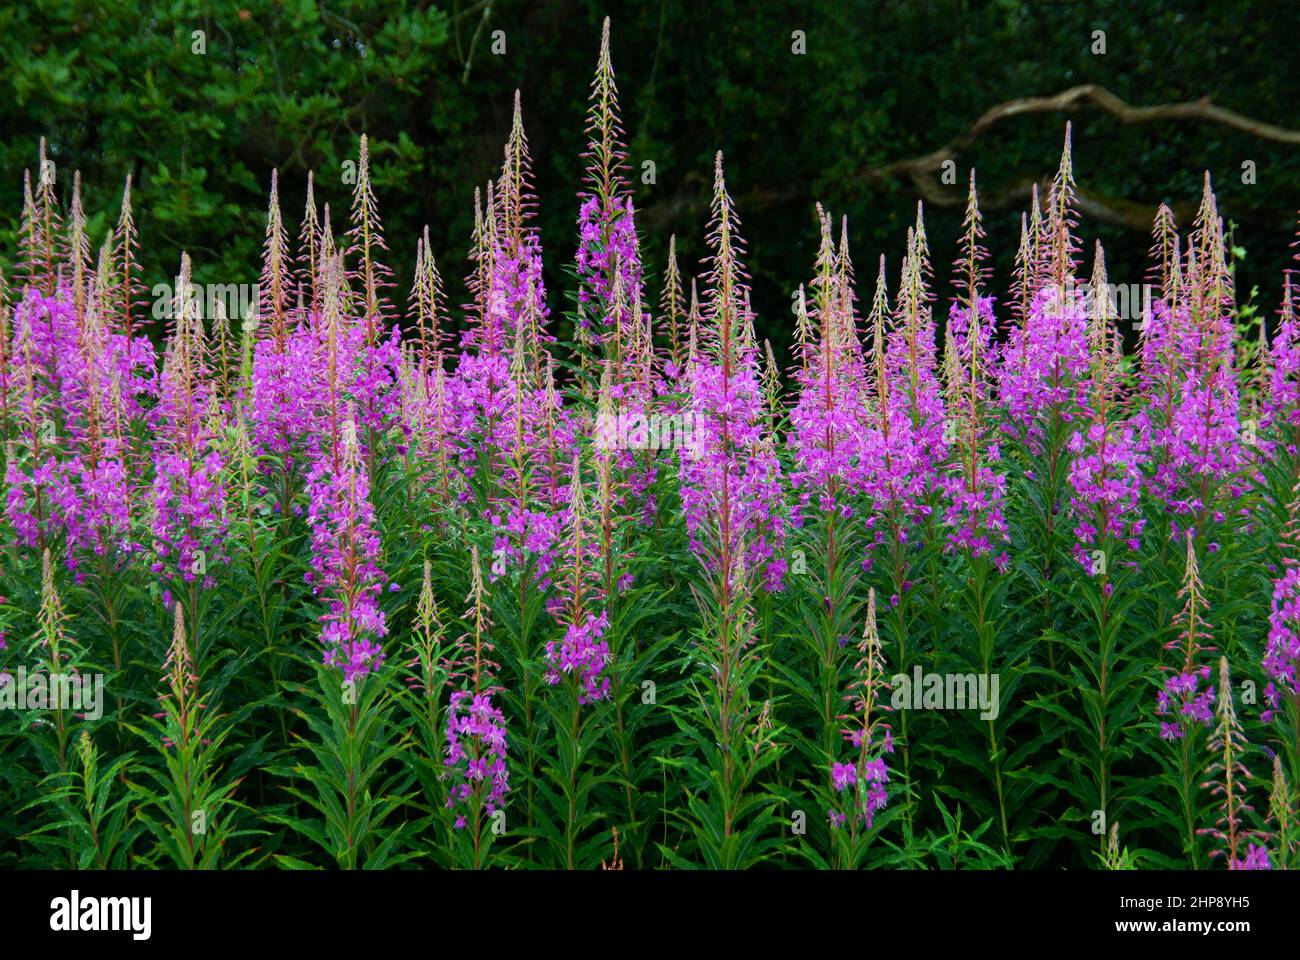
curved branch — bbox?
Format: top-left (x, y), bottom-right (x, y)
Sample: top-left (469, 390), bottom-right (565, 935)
top-left (865, 84), bottom-right (1300, 230)
top-left (971, 84), bottom-right (1300, 145)
top-left (461, 4), bottom-right (493, 86)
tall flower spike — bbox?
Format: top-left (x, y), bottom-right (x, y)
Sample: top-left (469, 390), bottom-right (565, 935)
top-left (574, 42), bottom-right (641, 355)
top-left (164, 601), bottom-right (196, 701)
top-left (31, 546), bottom-right (79, 773)
top-left (443, 545), bottom-right (509, 834)
top-left (411, 233), bottom-right (427, 335)
top-left (1193, 173), bottom-right (1223, 260)
top-left (464, 186), bottom-right (486, 325)
top-left (703, 152), bottom-right (750, 365)
top-left (580, 16), bottom-right (630, 207)
top-left (809, 204), bottom-right (837, 351)
top-left (912, 201), bottom-right (934, 296)
top-left (1253, 297), bottom-right (1272, 421)
top-left (1025, 183), bottom-right (1045, 297)
top-left (1045, 123), bottom-right (1080, 289)
top-left (297, 171), bottom-right (321, 318)
top-left (407, 558), bottom-right (452, 719)
top-left (836, 216), bottom-right (860, 350)
top-left (545, 452), bottom-right (610, 704)
top-left (1168, 233), bottom-right (1185, 309)
top-left (1203, 657), bottom-right (1267, 869)
top-left (1088, 240), bottom-right (1117, 368)
top-left (18, 170), bottom-right (42, 291)
top-left (886, 224), bottom-right (946, 506)
top-left (318, 203), bottom-right (337, 284)
top-left (955, 169), bottom-right (990, 314)
top-left (685, 278), bottom-right (704, 370)
top-left (208, 295), bottom-right (237, 413)
top-left (1193, 172), bottom-right (1231, 315)
top-left (660, 235), bottom-right (684, 368)
top-left (811, 202), bottom-right (842, 351)
top-left (413, 225), bottom-right (447, 364)
top-left (1184, 235), bottom-right (1202, 316)
top-left (1067, 238), bottom-right (1144, 573)
top-left (497, 90), bottom-right (539, 246)
top-left (793, 284), bottom-right (813, 370)
top-left (1147, 203), bottom-right (1180, 306)
top-left (260, 170), bottom-right (293, 346)
top-left (1157, 533), bottom-right (1215, 740)
top-left (680, 156), bottom-right (787, 589)
top-left (346, 135), bottom-right (395, 334)
top-left (566, 450), bottom-right (588, 556)
top-left (472, 181), bottom-right (503, 351)
top-left (896, 231), bottom-right (922, 334)
top-left (318, 251), bottom-right (344, 416)
top-left (869, 255), bottom-right (889, 410)
top-left (762, 339), bottom-right (781, 427)
top-left (64, 171), bottom-right (92, 326)
top-left (170, 252), bottom-right (196, 346)
top-left (1268, 755), bottom-right (1294, 869)
top-left (35, 138), bottom-right (62, 295)
top-left (831, 588), bottom-right (892, 831)
top-left (92, 236), bottom-right (112, 313)
top-left (305, 400), bottom-right (388, 682)
top-left (415, 559), bottom-right (443, 648)
top-left (113, 173), bottom-right (143, 340)
top-left (465, 544), bottom-right (499, 691)
top-left (940, 287), bottom-right (963, 409)
top-left (1011, 212), bottom-right (1032, 326)
top-left (510, 277), bottom-right (536, 389)
top-left (150, 252), bottom-right (229, 592)
top-left (736, 291), bottom-right (759, 359)
top-left (36, 547), bottom-right (75, 665)
top-left (940, 248), bottom-right (1006, 566)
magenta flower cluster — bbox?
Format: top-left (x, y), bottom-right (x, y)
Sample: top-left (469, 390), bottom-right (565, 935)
top-left (544, 609), bottom-right (611, 704)
top-left (444, 689), bottom-right (510, 828)
top-left (1156, 667), bottom-right (1215, 741)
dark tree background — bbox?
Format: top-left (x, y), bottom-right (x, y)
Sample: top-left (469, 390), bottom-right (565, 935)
top-left (3, 0), bottom-right (1297, 361)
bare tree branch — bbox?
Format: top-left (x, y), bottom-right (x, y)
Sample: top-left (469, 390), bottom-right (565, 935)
top-left (867, 84), bottom-right (1300, 230)
top-left (973, 85), bottom-right (1300, 144)
top-left (462, 4), bottom-right (493, 86)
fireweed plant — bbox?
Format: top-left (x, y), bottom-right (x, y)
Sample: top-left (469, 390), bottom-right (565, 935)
top-left (0, 20), bottom-right (1294, 871)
